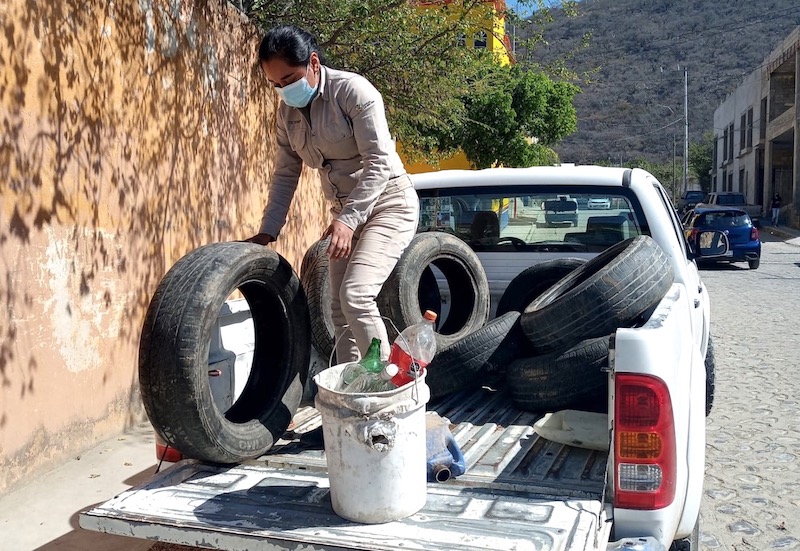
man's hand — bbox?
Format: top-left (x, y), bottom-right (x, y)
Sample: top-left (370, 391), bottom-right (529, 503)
top-left (322, 220), bottom-right (354, 260)
top-left (245, 233), bottom-right (275, 246)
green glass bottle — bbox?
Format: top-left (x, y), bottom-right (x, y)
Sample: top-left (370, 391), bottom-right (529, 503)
top-left (359, 338), bottom-right (384, 374)
top-left (337, 338), bottom-right (385, 390)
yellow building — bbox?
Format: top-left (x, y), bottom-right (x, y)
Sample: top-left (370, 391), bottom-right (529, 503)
top-left (403, 0), bottom-right (513, 172)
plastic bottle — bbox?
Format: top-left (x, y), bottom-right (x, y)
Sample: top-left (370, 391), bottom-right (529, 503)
top-left (389, 310), bottom-right (438, 387)
top-left (336, 338), bottom-right (384, 391)
top-left (343, 363), bottom-right (400, 394)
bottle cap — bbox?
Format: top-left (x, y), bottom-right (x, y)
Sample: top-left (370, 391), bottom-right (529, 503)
top-left (423, 310), bottom-right (438, 322)
top-left (382, 363), bottom-right (400, 380)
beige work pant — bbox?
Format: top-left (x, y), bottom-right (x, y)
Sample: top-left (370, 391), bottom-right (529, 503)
top-left (329, 174), bottom-right (419, 363)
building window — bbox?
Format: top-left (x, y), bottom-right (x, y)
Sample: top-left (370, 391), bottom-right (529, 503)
top-left (728, 123), bottom-right (734, 161)
top-left (728, 171), bottom-right (733, 192)
top-left (747, 108), bottom-right (753, 148)
top-left (722, 129), bottom-right (728, 162)
top-left (739, 168), bottom-right (745, 193)
top-left (474, 30), bottom-right (488, 49)
top-left (722, 170), bottom-right (727, 191)
top-left (739, 113), bottom-right (746, 152)
top-left (712, 174), bottom-right (717, 191)
top-left (760, 98), bottom-right (767, 140)
top-left (713, 134), bottom-right (718, 168)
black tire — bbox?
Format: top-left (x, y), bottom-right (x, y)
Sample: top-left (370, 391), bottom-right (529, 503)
top-left (299, 237), bottom-right (442, 360)
top-left (705, 335), bottom-right (716, 417)
top-left (669, 518), bottom-right (699, 551)
top-left (748, 258), bottom-right (760, 269)
top-left (425, 312), bottom-right (532, 398)
top-left (506, 336), bottom-right (609, 413)
top-left (299, 237), bottom-right (335, 362)
top-left (139, 242), bottom-right (309, 464)
top-left (520, 235), bottom-right (674, 354)
top-left (377, 231), bottom-right (490, 348)
top-left (496, 258), bottom-right (587, 316)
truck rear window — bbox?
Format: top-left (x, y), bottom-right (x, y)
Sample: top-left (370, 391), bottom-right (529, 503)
top-left (418, 190), bottom-right (644, 253)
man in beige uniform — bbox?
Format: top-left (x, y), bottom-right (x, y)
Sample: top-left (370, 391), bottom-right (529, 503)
top-left (251, 25), bottom-right (419, 364)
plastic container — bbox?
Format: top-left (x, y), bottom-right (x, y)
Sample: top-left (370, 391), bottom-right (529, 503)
top-left (389, 310), bottom-right (438, 387)
top-left (314, 363), bottom-right (431, 524)
top-left (343, 363), bottom-right (399, 393)
top-left (425, 412), bottom-right (466, 483)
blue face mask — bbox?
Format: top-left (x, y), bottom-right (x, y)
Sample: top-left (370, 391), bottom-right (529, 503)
top-left (275, 74), bottom-right (318, 108)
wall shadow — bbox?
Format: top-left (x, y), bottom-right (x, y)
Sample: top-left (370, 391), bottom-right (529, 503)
top-left (0, 0), bottom-right (327, 492)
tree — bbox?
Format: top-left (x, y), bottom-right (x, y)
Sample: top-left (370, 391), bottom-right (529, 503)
top-left (688, 131), bottom-right (714, 193)
top-left (459, 65), bottom-right (578, 168)
top-left (249, 0), bottom-right (580, 166)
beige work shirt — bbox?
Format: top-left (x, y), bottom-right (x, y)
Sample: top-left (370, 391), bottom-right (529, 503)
top-left (259, 66), bottom-right (407, 238)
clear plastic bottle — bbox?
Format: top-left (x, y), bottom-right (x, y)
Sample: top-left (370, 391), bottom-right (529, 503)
top-left (336, 338), bottom-right (384, 391)
top-left (343, 363), bottom-right (400, 394)
top-left (388, 310), bottom-right (438, 387)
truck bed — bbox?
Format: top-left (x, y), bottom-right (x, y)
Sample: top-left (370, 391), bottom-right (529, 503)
top-left (80, 387), bottom-right (612, 550)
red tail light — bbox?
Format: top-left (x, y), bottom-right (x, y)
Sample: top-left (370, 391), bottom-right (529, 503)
top-left (750, 227), bottom-right (759, 241)
top-left (614, 374), bottom-right (676, 509)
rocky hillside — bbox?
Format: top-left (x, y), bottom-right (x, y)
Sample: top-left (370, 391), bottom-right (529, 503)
top-left (528, 0), bottom-right (800, 165)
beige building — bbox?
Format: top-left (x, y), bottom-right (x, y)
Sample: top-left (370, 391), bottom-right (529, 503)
top-left (712, 27), bottom-right (799, 227)
top-left (0, 1), bottom-right (327, 495)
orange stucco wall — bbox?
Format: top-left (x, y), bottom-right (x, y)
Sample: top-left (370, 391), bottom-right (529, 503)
top-left (0, 1), bottom-right (326, 494)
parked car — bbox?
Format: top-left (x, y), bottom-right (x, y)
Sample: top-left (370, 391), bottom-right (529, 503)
top-left (683, 206), bottom-right (761, 269)
top-left (677, 190), bottom-right (706, 214)
top-left (542, 194), bottom-right (579, 226)
top-left (587, 196), bottom-right (612, 210)
top-left (697, 192), bottom-right (762, 226)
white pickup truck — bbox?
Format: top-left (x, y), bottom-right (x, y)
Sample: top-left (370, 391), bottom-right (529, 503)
top-left (81, 165), bottom-right (722, 551)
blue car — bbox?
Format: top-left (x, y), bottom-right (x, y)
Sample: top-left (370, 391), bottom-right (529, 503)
top-left (683, 206), bottom-right (761, 269)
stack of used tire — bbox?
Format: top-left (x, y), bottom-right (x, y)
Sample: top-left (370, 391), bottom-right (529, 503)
top-left (137, 233), bottom-right (675, 465)
top-left (300, 233), bottom-right (674, 414)
top-left (506, 236), bottom-right (674, 413)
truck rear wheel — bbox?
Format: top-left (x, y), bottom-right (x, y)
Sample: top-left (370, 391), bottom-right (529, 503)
top-left (520, 236), bottom-right (674, 354)
top-left (669, 518), bottom-right (699, 550)
top-left (705, 335), bottom-right (716, 416)
top-left (506, 336), bottom-right (609, 412)
top-left (139, 242), bottom-right (309, 464)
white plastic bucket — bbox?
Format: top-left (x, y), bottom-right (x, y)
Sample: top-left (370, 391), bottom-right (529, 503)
top-left (313, 363), bottom-right (430, 524)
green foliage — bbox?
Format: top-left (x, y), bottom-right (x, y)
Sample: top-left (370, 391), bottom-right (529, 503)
top-left (689, 131), bottom-right (714, 193)
top-left (249, 0), bottom-right (580, 168)
top-left (459, 65), bottom-right (578, 168)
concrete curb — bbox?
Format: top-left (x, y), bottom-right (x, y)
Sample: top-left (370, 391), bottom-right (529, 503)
top-left (762, 225), bottom-right (800, 246)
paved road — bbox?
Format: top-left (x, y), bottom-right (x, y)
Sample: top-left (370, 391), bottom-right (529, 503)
top-left (698, 232), bottom-right (800, 550)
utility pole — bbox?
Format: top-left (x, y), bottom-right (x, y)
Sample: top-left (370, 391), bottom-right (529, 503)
top-left (683, 68), bottom-right (689, 192)
top-left (672, 134), bottom-right (676, 200)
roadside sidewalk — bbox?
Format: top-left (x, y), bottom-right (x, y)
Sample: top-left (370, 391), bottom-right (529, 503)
top-left (0, 422), bottom-right (159, 551)
top-left (762, 223), bottom-right (800, 246)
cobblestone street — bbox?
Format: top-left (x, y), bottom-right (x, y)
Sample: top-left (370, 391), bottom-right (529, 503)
top-left (699, 233), bottom-right (800, 550)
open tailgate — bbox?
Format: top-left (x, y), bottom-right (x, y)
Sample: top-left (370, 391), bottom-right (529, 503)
top-left (80, 389), bottom-right (612, 551)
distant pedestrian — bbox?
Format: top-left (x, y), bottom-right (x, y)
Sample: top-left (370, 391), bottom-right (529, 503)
top-left (770, 192), bottom-right (782, 226)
